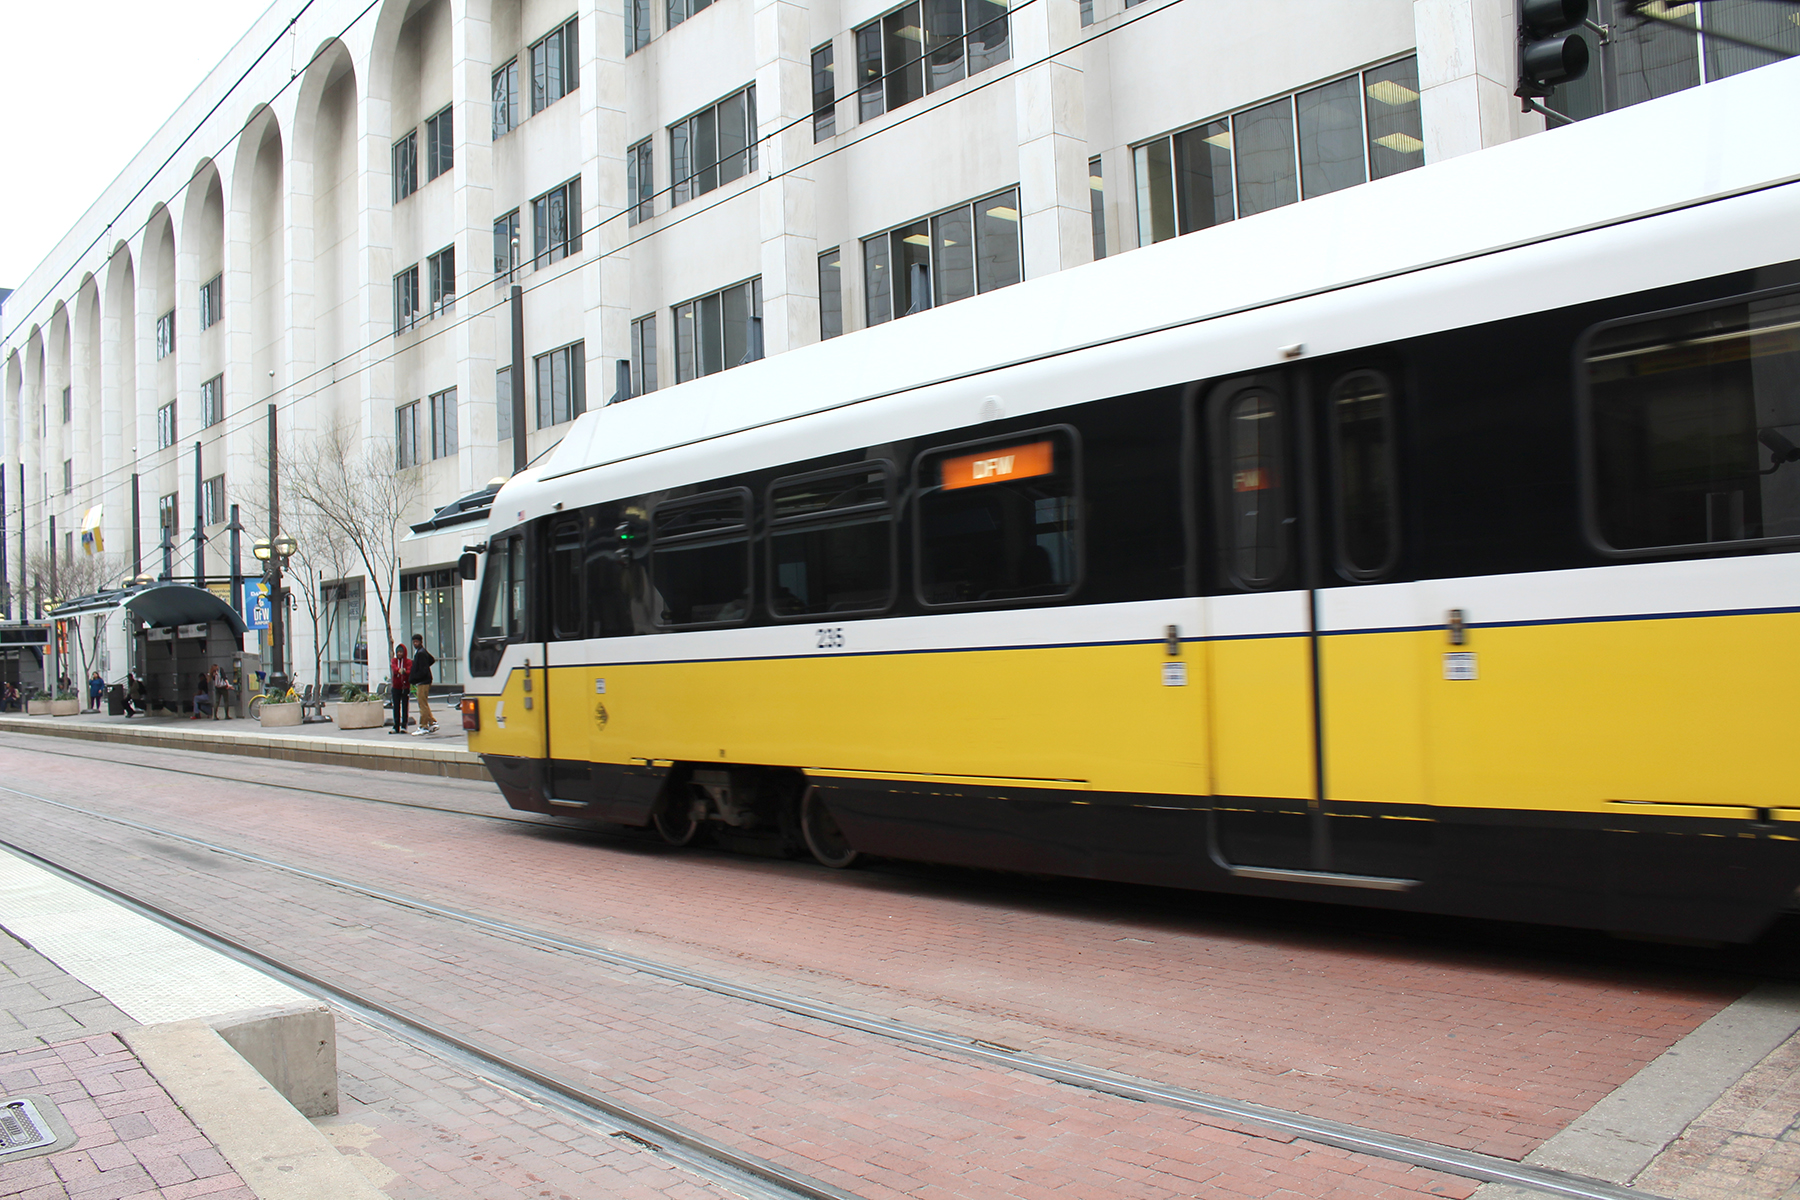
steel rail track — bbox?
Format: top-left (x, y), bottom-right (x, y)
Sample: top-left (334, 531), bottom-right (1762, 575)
top-left (0, 831), bottom-right (865, 1200)
top-left (0, 781), bottom-right (1672, 1200)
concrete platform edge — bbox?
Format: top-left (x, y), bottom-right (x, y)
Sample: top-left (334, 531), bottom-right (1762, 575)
top-left (1473, 980), bottom-right (1800, 1197)
top-left (0, 715), bottom-right (489, 781)
top-left (125, 1020), bottom-right (391, 1200)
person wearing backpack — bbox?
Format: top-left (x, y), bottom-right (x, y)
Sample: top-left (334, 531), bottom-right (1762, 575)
top-left (409, 633), bottom-right (437, 734)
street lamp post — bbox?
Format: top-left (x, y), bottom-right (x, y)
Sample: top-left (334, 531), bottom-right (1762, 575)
top-left (252, 533), bottom-right (297, 697)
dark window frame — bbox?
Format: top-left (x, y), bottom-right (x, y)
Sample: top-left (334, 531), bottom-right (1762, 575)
top-left (199, 274), bottom-right (223, 331)
top-left (392, 129), bottom-right (419, 202)
top-left (1325, 368), bottom-right (1401, 582)
top-left (492, 59), bottom-right (520, 137)
top-left (765, 461), bottom-right (898, 621)
top-left (911, 424), bottom-right (1083, 610)
top-left (1577, 279), bottom-right (1800, 559)
top-left (650, 487), bottom-right (755, 628)
top-left (532, 176), bottom-right (583, 268)
top-left (1208, 380), bottom-right (1290, 591)
top-left (669, 85), bottom-right (757, 206)
top-left (529, 16), bottom-right (580, 115)
top-left (200, 373), bottom-right (225, 429)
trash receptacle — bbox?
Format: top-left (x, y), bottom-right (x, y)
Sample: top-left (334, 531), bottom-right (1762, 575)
top-left (107, 684), bottom-right (124, 716)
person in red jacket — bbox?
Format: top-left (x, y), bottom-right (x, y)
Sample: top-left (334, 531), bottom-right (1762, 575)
top-left (389, 643), bottom-right (412, 734)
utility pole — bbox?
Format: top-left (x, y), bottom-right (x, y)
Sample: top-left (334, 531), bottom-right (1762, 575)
top-left (266, 402), bottom-right (287, 696)
top-left (511, 283), bottom-right (528, 474)
top-left (192, 441), bottom-right (205, 588)
top-left (130, 473), bottom-right (142, 581)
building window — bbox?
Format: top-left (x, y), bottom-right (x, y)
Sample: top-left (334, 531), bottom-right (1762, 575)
top-left (200, 373), bottom-right (224, 428)
top-left (818, 248), bottom-right (843, 339)
top-left (1080, 0), bottom-right (1094, 26)
top-left (670, 85), bottom-right (756, 206)
top-left (155, 310), bottom-right (175, 359)
top-left (429, 387), bottom-right (458, 459)
top-left (392, 130), bottom-right (418, 202)
top-left (667, 0), bottom-right (711, 31)
top-left (812, 43), bottom-right (836, 141)
top-left (429, 245), bottom-right (456, 316)
top-left (158, 493), bottom-right (178, 537)
top-left (492, 60), bottom-right (520, 138)
top-left (1552, 1), bottom-right (1800, 121)
top-left (855, 0), bottom-right (1008, 122)
top-left (497, 366), bottom-right (514, 441)
top-left (674, 279), bottom-right (762, 383)
top-left (626, 0), bottom-right (651, 54)
top-left (402, 569), bottom-right (463, 687)
top-left (863, 187), bottom-right (1020, 325)
top-left (62, 460), bottom-right (71, 495)
top-left (530, 17), bottom-right (579, 114)
top-left (631, 314), bottom-right (657, 396)
top-left (534, 341), bottom-right (587, 428)
top-left (425, 104), bottom-right (454, 180)
top-left (493, 210), bottom-right (520, 284)
top-left (626, 139), bottom-right (654, 225)
top-left (394, 265), bottom-right (421, 333)
top-left (199, 274), bottom-right (223, 331)
top-left (61, 386), bottom-right (70, 423)
top-left (395, 401), bottom-right (421, 468)
top-left (1133, 56), bottom-right (1422, 247)
top-left (322, 578), bottom-right (367, 685)
top-left (202, 474), bottom-right (226, 526)
top-left (532, 177), bottom-right (582, 268)
top-left (156, 401), bottom-right (176, 449)
top-left (1089, 156), bottom-right (1105, 260)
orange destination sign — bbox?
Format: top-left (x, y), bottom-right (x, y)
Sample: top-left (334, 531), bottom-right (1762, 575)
top-left (940, 440), bottom-right (1055, 490)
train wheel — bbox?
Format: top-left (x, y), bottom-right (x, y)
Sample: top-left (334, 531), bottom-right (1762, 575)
top-left (653, 794), bottom-right (699, 846)
top-left (801, 787), bottom-right (858, 869)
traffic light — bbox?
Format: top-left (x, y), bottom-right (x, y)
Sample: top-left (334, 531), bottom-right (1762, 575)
top-left (1517, 0), bottom-right (1591, 98)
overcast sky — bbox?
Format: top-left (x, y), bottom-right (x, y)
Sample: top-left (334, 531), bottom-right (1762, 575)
top-left (0, 2), bottom-right (268, 303)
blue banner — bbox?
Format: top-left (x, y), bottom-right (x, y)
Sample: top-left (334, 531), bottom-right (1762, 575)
top-left (243, 580), bottom-right (271, 630)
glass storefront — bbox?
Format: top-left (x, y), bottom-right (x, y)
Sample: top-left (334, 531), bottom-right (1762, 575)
top-left (323, 578), bottom-right (368, 686)
top-left (402, 568), bottom-right (462, 687)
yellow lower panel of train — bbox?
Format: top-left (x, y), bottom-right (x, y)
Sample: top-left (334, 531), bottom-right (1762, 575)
top-left (1321, 610), bottom-right (1800, 813)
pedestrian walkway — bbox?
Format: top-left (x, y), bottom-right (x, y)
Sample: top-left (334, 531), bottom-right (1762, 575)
top-left (0, 705), bottom-right (485, 782)
top-left (0, 851), bottom-right (384, 1200)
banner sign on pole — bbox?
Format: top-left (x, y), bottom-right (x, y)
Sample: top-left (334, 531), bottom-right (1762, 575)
top-left (243, 581), bottom-right (271, 630)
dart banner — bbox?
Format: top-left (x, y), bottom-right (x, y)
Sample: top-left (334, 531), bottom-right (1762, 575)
top-left (79, 506), bottom-right (104, 555)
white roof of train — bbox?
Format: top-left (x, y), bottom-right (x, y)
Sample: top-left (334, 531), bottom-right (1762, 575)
top-left (495, 57), bottom-right (1800, 529)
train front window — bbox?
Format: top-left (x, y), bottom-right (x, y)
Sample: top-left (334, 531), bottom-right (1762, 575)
top-left (1587, 291), bottom-right (1800, 551)
top-left (915, 431), bottom-right (1078, 606)
top-left (651, 491), bottom-right (751, 625)
top-left (769, 465), bottom-right (894, 617)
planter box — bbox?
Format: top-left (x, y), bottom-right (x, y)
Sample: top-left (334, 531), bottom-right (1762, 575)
top-left (50, 699), bottom-right (80, 717)
top-left (334, 700), bottom-right (385, 730)
top-left (26, 699), bottom-right (50, 715)
top-left (259, 702), bottom-right (302, 728)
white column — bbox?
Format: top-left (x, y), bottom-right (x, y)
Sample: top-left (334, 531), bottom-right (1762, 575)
top-left (754, 0), bottom-right (820, 355)
top-left (1012, 0), bottom-right (1091, 279)
top-left (592, 0), bottom-right (633, 391)
top-left (1413, 0), bottom-right (1545, 161)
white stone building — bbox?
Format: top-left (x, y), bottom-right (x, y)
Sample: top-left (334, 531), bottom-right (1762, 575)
top-left (1, 0), bottom-right (1780, 692)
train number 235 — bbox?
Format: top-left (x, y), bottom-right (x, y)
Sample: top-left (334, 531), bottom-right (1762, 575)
top-left (815, 627), bottom-right (846, 650)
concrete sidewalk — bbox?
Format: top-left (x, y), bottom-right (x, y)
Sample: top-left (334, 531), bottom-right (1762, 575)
top-left (0, 851), bottom-right (387, 1200)
top-left (0, 707), bottom-right (486, 782)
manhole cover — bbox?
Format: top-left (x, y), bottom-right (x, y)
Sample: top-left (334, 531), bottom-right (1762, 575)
top-left (0, 1096), bottom-right (74, 1161)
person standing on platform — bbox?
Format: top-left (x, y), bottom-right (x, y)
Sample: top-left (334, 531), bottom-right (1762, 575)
top-left (389, 642), bottom-right (412, 734)
top-left (409, 633), bottom-right (436, 734)
top-left (87, 670), bottom-right (104, 712)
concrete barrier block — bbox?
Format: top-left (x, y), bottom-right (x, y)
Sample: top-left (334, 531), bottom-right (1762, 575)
top-left (208, 1002), bottom-right (339, 1118)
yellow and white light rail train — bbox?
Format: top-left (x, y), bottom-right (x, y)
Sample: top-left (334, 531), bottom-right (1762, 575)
top-left (462, 61), bottom-right (1800, 941)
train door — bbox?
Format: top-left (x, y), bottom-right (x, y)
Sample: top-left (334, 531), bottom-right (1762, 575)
top-left (542, 515), bottom-right (592, 804)
top-left (1202, 364), bottom-right (1428, 887)
top-left (1201, 372), bottom-right (1322, 875)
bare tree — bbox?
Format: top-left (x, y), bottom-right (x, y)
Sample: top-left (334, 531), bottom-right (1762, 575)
top-left (281, 418), bottom-right (422, 684)
top-left (31, 549), bottom-right (124, 689)
top-left (287, 501), bottom-right (355, 696)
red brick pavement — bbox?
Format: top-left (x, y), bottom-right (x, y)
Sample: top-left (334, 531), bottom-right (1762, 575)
top-left (0, 738), bottom-right (1745, 1196)
top-left (0, 1033), bottom-right (253, 1200)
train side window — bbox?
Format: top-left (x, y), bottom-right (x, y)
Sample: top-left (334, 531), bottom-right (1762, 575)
top-left (915, 429), bottom-right (1079, 607)
top-left (584, 505), bottom-right (647, 638)
top-left (1585, 289), bottom-right (1800, 552)
top-left (1328, 371), bottom-right (1400, 580)
top-left (651, 490), bottom-right (752, 626)
top-left (768, 463), bottom-right (895, 618)
top-left (549, 517), bottom-right (584, 639)
top-left (1212, 386), bottom-right (1289, 589)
